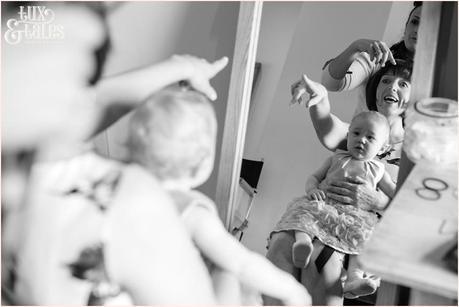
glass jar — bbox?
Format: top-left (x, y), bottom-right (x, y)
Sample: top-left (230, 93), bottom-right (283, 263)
top-left (404, 97), bottom-right (458, 164)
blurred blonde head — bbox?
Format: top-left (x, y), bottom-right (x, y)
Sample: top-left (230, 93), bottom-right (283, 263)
top-left (128, 87), bottom-right (217, 188)
top-left (347, 111), bottom-right (390, 161)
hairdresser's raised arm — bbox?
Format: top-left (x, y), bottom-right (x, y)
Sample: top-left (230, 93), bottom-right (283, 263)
top-left (296, 75), bottom-right (349, 151)
top-left (93, 55), bottom-right (228, 134)
top-left (321, 39), bottom-right (395, 92)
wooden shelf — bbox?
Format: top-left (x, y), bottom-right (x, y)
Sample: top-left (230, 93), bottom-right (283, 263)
top-left (360, 161), bottom-right (458, 302)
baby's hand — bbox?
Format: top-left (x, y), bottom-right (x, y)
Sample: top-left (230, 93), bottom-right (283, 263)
top-left (307, 188), bottom-right (326, 201)
top-left (171, 55), bottom-right (229, 101)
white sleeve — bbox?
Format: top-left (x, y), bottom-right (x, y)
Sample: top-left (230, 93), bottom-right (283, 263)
top-left (321, 52), bottom-right (379, 92)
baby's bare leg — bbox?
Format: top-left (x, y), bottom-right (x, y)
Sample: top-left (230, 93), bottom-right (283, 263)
top-left (292, 231), bottom-right (313, 268)
top-left (343, 255), bottom-right (380, 299)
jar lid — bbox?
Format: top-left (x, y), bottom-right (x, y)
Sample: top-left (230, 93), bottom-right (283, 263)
top-left (414, 97), bottom-right (458, 118)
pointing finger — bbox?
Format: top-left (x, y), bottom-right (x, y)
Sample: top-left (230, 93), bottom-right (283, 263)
top-left (210, 56), bottom-right (229, 76)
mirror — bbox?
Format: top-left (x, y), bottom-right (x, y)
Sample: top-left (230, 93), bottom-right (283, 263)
top-left (232, 0), bottom-right (415, 255)
top-left (218, 1), bottom-right (457, 305)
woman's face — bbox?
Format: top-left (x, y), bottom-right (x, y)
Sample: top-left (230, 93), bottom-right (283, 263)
top-left (375, 72), bottom-right (411, 117)
top-left (404, 6), bottom-right (422, 52)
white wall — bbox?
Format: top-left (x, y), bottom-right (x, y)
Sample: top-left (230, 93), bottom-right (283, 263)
top-left (93, 2), bottom-right (239, 199)
top-left (239, 2), bottom-right (411, 255)
top-left (243, 2), bottom-right (304, 157)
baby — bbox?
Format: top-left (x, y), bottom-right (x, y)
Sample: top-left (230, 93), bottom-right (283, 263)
top-left (127, 85), bottom-right (311, 305)
top-left (271, 110), bottom-right (395, 299)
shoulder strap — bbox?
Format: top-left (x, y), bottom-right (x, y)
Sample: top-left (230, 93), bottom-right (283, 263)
top-left (315, 245), bottom-right (336, 273)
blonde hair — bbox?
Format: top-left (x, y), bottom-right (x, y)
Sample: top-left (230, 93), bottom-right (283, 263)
top-left (128, 87), bottom-right (217, 182)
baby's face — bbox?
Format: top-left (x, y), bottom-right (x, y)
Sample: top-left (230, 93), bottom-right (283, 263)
top-left (347, 117), bottom-right (387, 161)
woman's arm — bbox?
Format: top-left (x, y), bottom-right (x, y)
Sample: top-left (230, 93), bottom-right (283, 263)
top-left (321, 39), bottom-right (395, 91)
top-left (299, 75), bottom-right (349, 151)
top-left (185, 206), bottom-right (311, 306)
top-left (93, 55), bottom-right (228, 134)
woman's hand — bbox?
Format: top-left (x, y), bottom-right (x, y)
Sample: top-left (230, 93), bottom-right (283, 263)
top-left (171, 55), bottom-right (229, 101)
top-left (351, 39), bottom-right (396, 67)
top-left (325, 176), bottom-right (389, 211)
top-left (290, 75), bottom-right (328, 107)
top-left (290, 79), bottom-right (306, 105)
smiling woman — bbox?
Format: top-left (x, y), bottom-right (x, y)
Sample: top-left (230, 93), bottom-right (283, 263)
top-left (319, 2), bottom-right (422, 116)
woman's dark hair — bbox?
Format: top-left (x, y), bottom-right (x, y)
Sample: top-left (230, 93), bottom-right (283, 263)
top-left (389, 41), bottom-right (413, 61)
top-left (407, 1), bottom-right (423, 24)
top-left (388, 1), bottom-right (423, 61)
top-left (365, 59), bottom-right (413, 111)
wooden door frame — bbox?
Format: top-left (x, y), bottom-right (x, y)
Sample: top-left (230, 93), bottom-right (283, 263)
top-left (215, 1), bottom-right (263, 229)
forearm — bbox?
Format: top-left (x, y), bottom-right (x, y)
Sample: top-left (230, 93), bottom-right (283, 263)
top-left (327, 42), bottom-right (360, 80)
top-left (92, 55), bottom-right (227, 135)
top-left (308, 93), bottom-right (332, 138)
top-left (308, 99), bottom-right (347, 151)
top-left (96, 57), bottom-right (189, 109)
top-left (92, 57), bottom-right (193, 135)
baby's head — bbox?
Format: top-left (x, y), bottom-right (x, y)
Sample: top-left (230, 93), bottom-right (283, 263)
top-left (128, 86), bottom-right (217, 189)
top-left (347, 111), bottom-right (390, 161)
